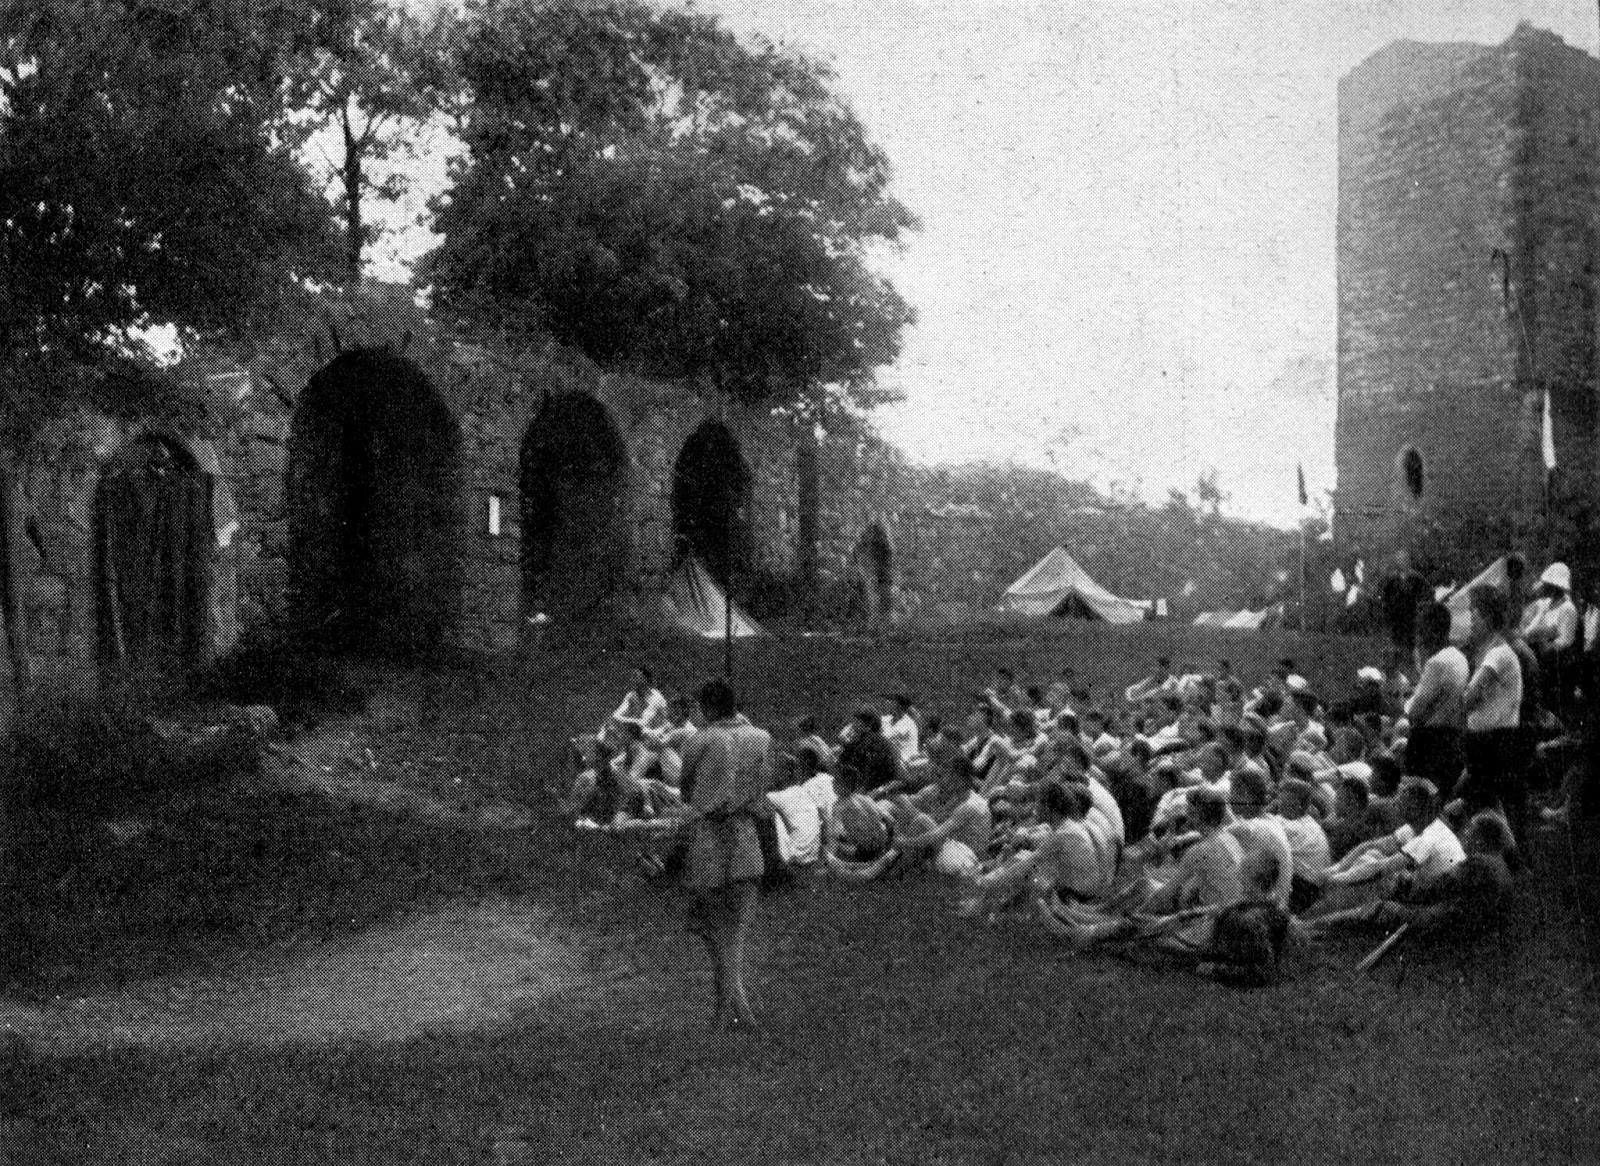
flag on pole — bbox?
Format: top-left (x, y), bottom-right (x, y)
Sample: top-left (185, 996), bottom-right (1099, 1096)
top-left (1297, 463), bottom-right (1309, 509)
top-left (1542, 386), bottom-right (1557, 472)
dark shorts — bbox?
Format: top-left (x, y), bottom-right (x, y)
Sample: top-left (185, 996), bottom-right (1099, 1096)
top-left (1457, 728), bottom-right (1528, 813)
top-left (1404, 724), bottom-right (1465, 790)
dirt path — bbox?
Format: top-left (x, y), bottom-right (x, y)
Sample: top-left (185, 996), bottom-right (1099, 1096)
top-left (0, 741), bottom-right (620, 1058)
top-left (0, 896), bottom-right (598, 1057)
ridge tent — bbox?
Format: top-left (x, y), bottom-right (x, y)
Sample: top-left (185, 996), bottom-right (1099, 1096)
top-left (662, 556), bottom-right (764, 639)
top-left (1444, 557), bottom-right (1508, 643)
top-left (1001, 547), bottom-right (1148, 624)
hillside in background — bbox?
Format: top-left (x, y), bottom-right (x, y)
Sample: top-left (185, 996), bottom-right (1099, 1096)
top-left (833, 420), bottom-right (1303, 620)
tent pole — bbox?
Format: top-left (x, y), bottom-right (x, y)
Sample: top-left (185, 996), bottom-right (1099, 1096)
top-left (725, 403), bottom-right (736, 681)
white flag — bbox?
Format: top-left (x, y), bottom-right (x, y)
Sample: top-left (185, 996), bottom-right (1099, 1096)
top-left (1331, 568), bottom-right (1347, 594)
top-left (1542, 386), bottom-right (1557, 471)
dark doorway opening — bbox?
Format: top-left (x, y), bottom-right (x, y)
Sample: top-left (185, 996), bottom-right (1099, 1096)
top-left (520, 393), bottom-right (630, 623)
top-left (288, 349), bottom-right (462, 657)
top-left (671, 422), bottom-right (750, 583)
top-left (96, 435), bottom-right (212, 670)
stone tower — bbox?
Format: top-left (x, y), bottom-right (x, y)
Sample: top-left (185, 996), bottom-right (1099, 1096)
top-left (1336, 24), bottom-right (1600, 578)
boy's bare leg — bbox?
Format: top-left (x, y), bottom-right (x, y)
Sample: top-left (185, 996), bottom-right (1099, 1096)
top-left (726, 881), bottom-right (759, 1030)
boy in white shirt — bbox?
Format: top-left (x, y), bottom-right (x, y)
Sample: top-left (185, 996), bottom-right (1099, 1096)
top-left (1309, 777), bottom-right (1464, 916)
top-left (1272, 778), bottom-right (1331, 913)
top-left (880, 693), bottom-right (922, 766)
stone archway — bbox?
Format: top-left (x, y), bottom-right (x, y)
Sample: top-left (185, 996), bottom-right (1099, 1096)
top-left (287, 348), bottom-right (462, 656)
top-left (520, 392), bottom-right (630, 623)
top-left (95, 434), bottom-right (213, 670)
top-left (671, 421), bottom-right (751, 583)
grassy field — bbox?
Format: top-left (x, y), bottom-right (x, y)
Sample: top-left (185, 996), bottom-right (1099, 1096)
top-left (3, 621), bottom-right (1600, 1165)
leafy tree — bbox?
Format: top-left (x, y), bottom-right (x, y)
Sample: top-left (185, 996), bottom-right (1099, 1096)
top-left (277, 0), bottom-right (458, 280)
top-left (425, 0), bottom-right (915, 414)
top-left (0, 0), bottom-right (339, 704)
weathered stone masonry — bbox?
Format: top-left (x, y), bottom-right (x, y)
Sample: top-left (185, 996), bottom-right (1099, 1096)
top-left (12, 282), bottom-right (917, 682)
top-left (1337, 25), bottom-right (1600, 577)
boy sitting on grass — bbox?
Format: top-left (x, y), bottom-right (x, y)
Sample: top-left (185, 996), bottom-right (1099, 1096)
top-left (1304, 810), bottom-right (1517, 941)
top-left (822, 754), bottom-right (898, 877)
top-left (958, 780), bottom-right (1113, 921)
top-left (828, 748), bottom-right (993, 883)
top-left (1306, 777), bottom-right (1464, 918)
top-left (1040, 785), bottom-right (1243, 954)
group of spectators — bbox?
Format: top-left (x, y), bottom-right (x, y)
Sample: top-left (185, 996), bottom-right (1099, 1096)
top-left (563, 558), bottom-right (1590, 1018)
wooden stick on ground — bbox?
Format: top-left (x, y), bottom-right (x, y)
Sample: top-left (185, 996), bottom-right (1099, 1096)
top-left (1356, 922), bottom-right (1411, 973)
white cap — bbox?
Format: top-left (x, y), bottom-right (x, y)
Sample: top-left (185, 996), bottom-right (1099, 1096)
top-left (1540, 562), bottom-right (1572, 591)
top-left (1357, 666), bottom-right (1384, 684)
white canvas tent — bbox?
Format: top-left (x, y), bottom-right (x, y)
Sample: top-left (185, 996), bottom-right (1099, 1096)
top-left (1444, 557), bottom-right (1508, 643)
top-left (1192, 607), bottom-right (1275, 630)
top-left (1001, 547), bottom-right (1148, 623)
top-left (662, 557), bottom-right (763, 639)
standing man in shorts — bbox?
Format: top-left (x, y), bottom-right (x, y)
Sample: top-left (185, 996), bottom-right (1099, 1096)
top-left (680, 678), bottom-right (775, 1032)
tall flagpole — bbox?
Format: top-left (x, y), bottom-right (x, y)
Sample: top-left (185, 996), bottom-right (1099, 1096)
top-left (1297, 463), bottom-right (1309, 632)
top-left (1300, 522), bottom-right (1307, 633)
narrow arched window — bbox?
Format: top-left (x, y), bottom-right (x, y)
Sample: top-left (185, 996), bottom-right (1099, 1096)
top-left (1399, 447), bottom-right (1425, 499)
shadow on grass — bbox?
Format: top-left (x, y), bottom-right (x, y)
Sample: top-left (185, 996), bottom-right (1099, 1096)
top-left (1, 784), bottom-right (588, 1000)
top-left (8, 864), bottom-right (1600, 1166)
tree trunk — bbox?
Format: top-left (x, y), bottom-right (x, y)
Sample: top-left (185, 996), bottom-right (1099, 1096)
top-left (344, 149), bottom-right (364, 282)
top-left (0, 451), bottom-right (28, 735)
top-left (0, 448), bottom-right (28, 940)
top-left (796, 422), bottom-right (820, 621)
top-left (342, 103), bottom-right (364, 282)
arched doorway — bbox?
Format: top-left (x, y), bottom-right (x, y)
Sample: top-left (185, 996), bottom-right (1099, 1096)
top-left (520, 393), bottom-right (630, 623)
top-left (287, 348), bottom-right (462, 656)
top-left (671, 421), bottom-right (750, 582)
top-left (96, 435), bottom-right (213, 670)
top-left (853, 522), bottom-right (895, 621)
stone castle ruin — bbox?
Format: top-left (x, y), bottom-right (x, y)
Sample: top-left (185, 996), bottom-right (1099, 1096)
top-left (10, 282), bottom-right (912, 689)
top-left (1337, 24), bottom-right (1600, 578)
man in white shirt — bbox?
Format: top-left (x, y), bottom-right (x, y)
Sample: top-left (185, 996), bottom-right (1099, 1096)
top-left (1521, 562), bottom-right (1580, 716)
top-left (607, 667), bottom-right (671, 792)
top-left (881, 693), bottom-right (922, 767)
top-left (608, 667), bottom-right (668, 740)
top-left (1125, 656), bottom-right (1177, 704)
top-left (1272, 778), bottom-right (1332, 913)
top-left (1310, 777), bottom-right (1465, 916)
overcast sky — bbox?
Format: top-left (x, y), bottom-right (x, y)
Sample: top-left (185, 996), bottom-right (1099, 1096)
top-left (384, 0), bottom-right (1600, 526)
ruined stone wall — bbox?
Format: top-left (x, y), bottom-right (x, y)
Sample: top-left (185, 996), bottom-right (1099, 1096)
top-left (11, 282), bottom-right (830, 670)
top-left (1513, 31), bottom-right (1600, 523)
top-left (1336, 26), bottom-right (1600, 578)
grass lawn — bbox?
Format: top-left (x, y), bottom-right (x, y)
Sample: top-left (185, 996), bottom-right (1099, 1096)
top-left (3, 621), bottom-right (1600, 1165)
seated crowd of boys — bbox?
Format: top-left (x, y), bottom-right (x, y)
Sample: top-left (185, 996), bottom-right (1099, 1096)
top-left (566, 596), bottom-right (1560, 981)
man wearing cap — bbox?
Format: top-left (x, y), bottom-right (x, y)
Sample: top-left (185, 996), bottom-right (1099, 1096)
top-left (1521, 563), bottom-right (1579, 717)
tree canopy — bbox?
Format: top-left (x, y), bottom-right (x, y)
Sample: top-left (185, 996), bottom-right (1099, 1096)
top-left (0, 0), bottom-right (339, 434)
top-left (425, 0), bottom-right (916, 413)
top-left (276, 0), bottom-right (457, 279)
